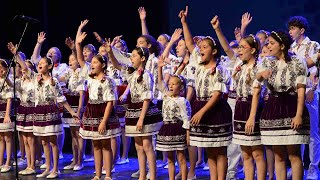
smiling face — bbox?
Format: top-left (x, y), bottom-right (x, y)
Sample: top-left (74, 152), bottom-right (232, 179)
top-left (37, 57), bottom-right (52, 74)
top-left (267, 36), bottom-right (283, 58)
top-left (168, 76), bottom-right (183, 97)
top-left (176, 39), bottom-right (188, 57)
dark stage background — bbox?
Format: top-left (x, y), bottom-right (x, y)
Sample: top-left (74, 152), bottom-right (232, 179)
top-left (1, 0), bottom-right (320, 63)
top-left (0, 0), bottom-right (318, 164)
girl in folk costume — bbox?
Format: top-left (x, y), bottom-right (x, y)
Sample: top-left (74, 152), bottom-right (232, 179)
top-left (60, 53), bottom-right (86, 171)
top-left (75, 21), bottom-right (121, 180)
top-left (107, 39), bottom-right (162, 179)
top-left (31, 32), bottom-right (68, 161)
top-left (156, 56), bottom-right (191, 180)
top-left (19, 55), bottom-right (78, 178)
top-left (231, 34), bottom-right (267, 179)
top-left (179, 6), bottom-right (232, 180)
top-left (99, 44), bottom-right (122, 166)
top-left (6, 42), bottom-right (38, 175)
top-left (0, 59), bottom-right (14, 173)
top-left (256, 31), bottom-right (309, 180)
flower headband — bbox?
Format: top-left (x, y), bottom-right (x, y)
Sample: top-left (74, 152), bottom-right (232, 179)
top-left (205, 36), bottom-right (216, 46)
top-left (271, 31), bottom-right (282, 42)
top-left (249, 34), bottom-right (256, 43)
top-left (139, 47), bottom-right (145, 56)
top-left (97, 53), bottom-right (107, 62)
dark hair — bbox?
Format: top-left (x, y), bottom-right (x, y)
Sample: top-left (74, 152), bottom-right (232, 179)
top-left (287, 16), bottom-right (309, 31)
top-left (270, 30), bottom-right (293, 62)
top-left (25, 60), bottom-right (37, 72)
top-left (139, 35), bottom-right (161, 57)
top-left (127, 47), bottom-right (149, 83)
top-left (88, 54), bottom-right (108, 79)
top-left (242, 34), bottom-right (261, 59)
top-left (0, 59), bottom-right (9, 69)
top-left (38, 56), bottom-right (54, 86)
top-left (84, 44), bottom-right (97, 55)
top-left (202, 36), bottom-right (221, 59)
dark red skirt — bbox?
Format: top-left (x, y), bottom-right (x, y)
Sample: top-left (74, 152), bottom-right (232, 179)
top-left (189, 98), bottom-right (232, 147)
top-left (17, 102), bottom-right (35, 132)
top-left (33, 103), bottom-right (63, 136)
top-left (156, 121), bottom-right (187, 151)
top-left (232, 96), bottom-right (263, 146)
top-left (62, 94), bottom-right (84, 126)
top-left (115, 85), bottom-right (130, 119)
top-left (80, 102), bottom-right (121, 140)
top-left (125, 102), bottom-right (163, 136)
top-left (260, 92), bottom-right (310, 145)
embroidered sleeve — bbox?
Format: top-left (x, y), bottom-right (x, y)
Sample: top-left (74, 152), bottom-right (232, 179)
top-left (53, 78), bottom-right (67, 103)
top-left (294, 57), bottom-right (308, 85)
top-left (79, 62), bottom-right (91, 79)
top-left (180, 98), bottom-right (192, 129)
top-left (141, 72), bottom-right (153, 100)
top-left (212, 66), bottom-right (228, 93)
top-left (103, 78), bottom-right (117, 102)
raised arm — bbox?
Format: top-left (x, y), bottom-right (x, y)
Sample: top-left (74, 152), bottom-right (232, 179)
top-left (211, 15), bottom-right (235, 59)
top-left (105, 38), bottom-right (122, 70)
top-left (179, 6), bottom-right (195, 53)
top-left (65, 37), bottom-right (77, 57)
top-left (75, 20), bottom-right (89, 68)
top-left (240, 12), bottom-right (252, 38)
top-left (157, 56), bottom-right (167, 91)
top-left (110, 35), bottom-right (123, 47)
top-left (161, 28), bottom-right (182, 58)
top-left (138, 7), bottom-right (149, 35)
top-left (31, 32), bottom-right (46, 65)
top-left (93, 32), bottom-right (106, 45)
top-left (7, 42), bottom-right (28, 71)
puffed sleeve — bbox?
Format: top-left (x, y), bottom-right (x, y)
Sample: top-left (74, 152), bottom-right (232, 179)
top-left (294, 56), bottom-right (308, 85)
top-left (3, 81), bottom-right (13, 99)
top-left (256, 56), bottom-right (272, 74)
top-left (79, 62), bottom-right (91, 79)
top-left (179, 98), bottom-right (192, 129)
top-left (186, 65), bottom-right (196, 87)
top-left (53, 78), bottom-right (67, 103)
top-left (212, 66), bottom-right (229, 93)
top-left (141, 72), bottom-right (154, 100)
top-left (103, 78), bottom-right (117, 102)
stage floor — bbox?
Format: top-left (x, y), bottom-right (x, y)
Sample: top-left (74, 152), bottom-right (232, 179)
top-left (0, 153), bottom-right (315, 179)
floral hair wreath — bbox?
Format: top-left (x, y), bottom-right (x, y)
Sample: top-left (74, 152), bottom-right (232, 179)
top-left (260, 30), bottom-right (269, 37)
top-left (205, 36), bottom-right (216, 46)
top-left (249, 34), bottom-right (256, 43)
top-left (271, 31), bottom-right (282, 42)
top-left (139, 47), bottom-right (145, 56)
